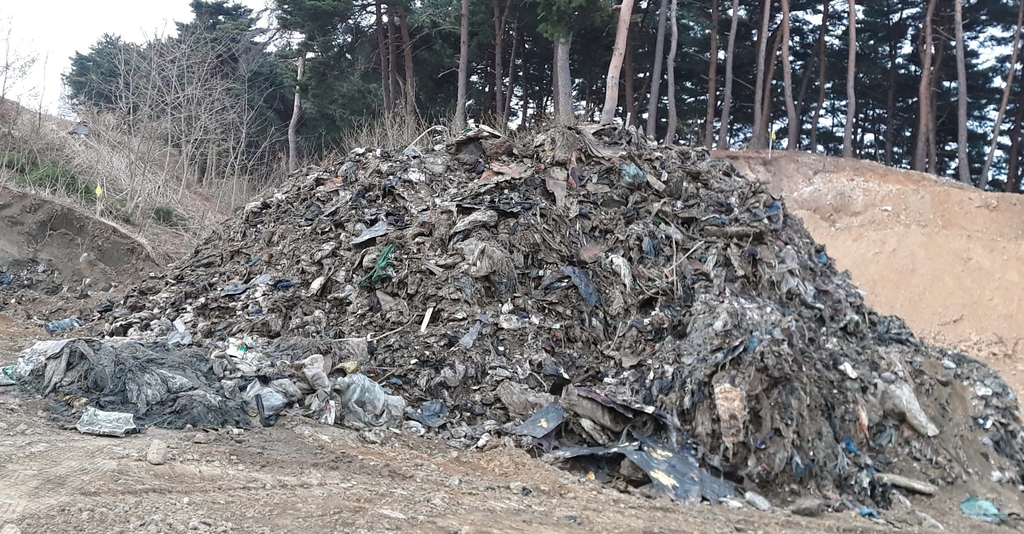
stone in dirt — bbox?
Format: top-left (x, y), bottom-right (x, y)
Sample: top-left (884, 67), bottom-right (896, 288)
top-left (147, 439), bottom-right (168, 465)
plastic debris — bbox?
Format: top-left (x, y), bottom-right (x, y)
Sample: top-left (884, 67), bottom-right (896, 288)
top-left (43, 317), bottom-right (83, 335)
top-left (0, 365), bottom-right (16, 386)
top-left (334, 373), bottom-right (406, 428)
top-left (960, 496), bottom-right (1008, 524)
top-left (76, 407), bottom-right (138, 437)
top-left (406, 399), bottom-right (450, 428)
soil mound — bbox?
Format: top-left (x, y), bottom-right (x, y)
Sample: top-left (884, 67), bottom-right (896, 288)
top-left (0, 186), bottom-right (156, 298)
top-left (725, 152), bottom-right (1024, 392)
top-left (13, 126), bottom-right (1024, 508)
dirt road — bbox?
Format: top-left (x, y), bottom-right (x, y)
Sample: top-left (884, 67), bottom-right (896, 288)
top-left (0, 393), bottom-right (1012, 534)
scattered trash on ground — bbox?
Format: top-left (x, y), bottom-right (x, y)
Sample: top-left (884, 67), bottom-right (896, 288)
top-left (5, 123), bottom-right (1024, 512)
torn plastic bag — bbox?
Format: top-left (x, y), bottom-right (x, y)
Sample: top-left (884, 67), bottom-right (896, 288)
top-left (961, 496), bottom-right (1009, 524)
top-left (351, 220), bottom-right (391, 245)
top-left (561, 266), bottom-right (601, 307)
top-left (14, 339), bottom-right (72, 381)
top-left (76, 406), bottom-right (138, 437)
top-left (516, 402), bottom-right (565, 438)
top-left (0, 365), bottom-right (15, 386)
top-left (244, 380), bottom-right (290, 423)
top-left (334, 373), bottom-right (406, 427)
top-left (407, 399), bottom-right (450, 428)
top-left (544, 439), bottom-right (734, 504)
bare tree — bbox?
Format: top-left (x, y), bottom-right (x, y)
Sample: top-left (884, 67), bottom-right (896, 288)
top-left (982, 0), bottom-right (1023, 184)
top-left (646, 0), bottom-right (668, 137)
top-left (781, 0), bottom-right (797, 150)
top-left (954, 0), bottom-right (970, 184)
top-left (751, 0), bottom-right (773, 149)
top-left (705, 0), bottom-right (719, 148)
top-left (601, 0), bottom-right (637, 124)
top-left (843, 0), bottom-right (856, 158)
top-left (454, 0), bottom-right (470, 131)
top-left (493, 0), bottom-right (512, 120)
top-left (664, 0), bottom-right (679, 143)
top-left (717, 0), bottom-right (740, 149)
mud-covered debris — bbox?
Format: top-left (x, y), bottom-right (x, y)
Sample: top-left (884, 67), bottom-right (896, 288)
top-left (873, 473), bottom-right (938, 496)
top-left (44, 318), bottom-right (83, 335)
top-left (745, 491), bottom-right (772, 511)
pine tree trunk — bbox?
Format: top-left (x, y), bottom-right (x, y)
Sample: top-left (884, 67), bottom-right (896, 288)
top-left (601, 0), bottom-right (637, 124)
top-left (375, 2), bottom-right (392, 111)
top-left (885, 9), bottom-right (897, 166)
top-left (555, 34), bottom-right (573, 124)
top-left (455, 0), bottom-right (470, 131)
top-left (794, 47), bottom-right (815, 130)
top-left (928, 40), bottom-right (944, 173)
top-left (809, 0), bottom-right (828, 151)
top-left (646, 0), bottom-right (669, 137)
top-left (914, 0), bottom-right (937, 171)
top-left (664, 0), bottom-right (679, 143)
top-left (843, 0), bottom-right (856, 158)
top-left (983, 3), bottom-right (1023, 185)
top-left (751, 0), bottom-right (773, 149)
top-left (388, 13), bottom-right (401, 110)
top-left (624, 28), bottom-right (637, 127)
top-left (954, 0), bottom-right (971, 184)
top-left (288, 54), bottom-right (304, 173)
top-left (398, 6), bottom-right (416, 117)
top-left (759, 27), bottom-right (782, 134)
top-left (504, 23), bottom-right (521, 125)
top-left (492, 0), bottom-right (512, 119)
top-left (717, 0), bottom-right (740, 149)
top-left (704, 0), bottom-right (719, 149)
top-left (781, 0), bottom-right (796, 150)
top-left (1008, 98), bottom-right (1024, 192)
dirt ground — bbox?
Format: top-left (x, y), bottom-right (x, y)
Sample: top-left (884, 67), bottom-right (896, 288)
top-left (0, 381), bottom-right (1016, 534)
top-left (3, 163), bottom-right (1024, 533)
top-left (725, 152), bottom-right (1024, 394)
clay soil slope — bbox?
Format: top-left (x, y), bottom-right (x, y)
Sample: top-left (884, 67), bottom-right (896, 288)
top-left (725, 152), bottom-right (1024, 392)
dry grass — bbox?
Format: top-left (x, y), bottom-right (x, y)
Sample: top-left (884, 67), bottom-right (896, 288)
top-left (0, 106), bottom-right (281, 248)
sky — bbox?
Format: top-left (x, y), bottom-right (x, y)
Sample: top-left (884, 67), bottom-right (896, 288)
top-left (1, 0), bottom-right (268, 115)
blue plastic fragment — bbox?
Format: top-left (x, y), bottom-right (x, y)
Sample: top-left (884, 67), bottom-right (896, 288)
top-left (817, 252), bottom-right (829, 265)
top-left (620, 163), bottom-right (645, 187)
top-left (859, 508), bottom-right (880, 518)
top-left (961, 496), bottom-right (1008, 524)
top-left (841, 437), bottom-right (858, 454)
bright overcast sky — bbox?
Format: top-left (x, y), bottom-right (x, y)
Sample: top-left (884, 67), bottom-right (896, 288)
top-left (1, 0), bottom-right (269, 115)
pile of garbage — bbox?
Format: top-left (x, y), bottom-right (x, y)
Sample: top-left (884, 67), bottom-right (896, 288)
top-left (7, 124), bottom-right (1024, 507)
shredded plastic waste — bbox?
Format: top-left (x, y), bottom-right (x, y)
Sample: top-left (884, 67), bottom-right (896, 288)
top-left (7, 123), bottom-right (1024, 509)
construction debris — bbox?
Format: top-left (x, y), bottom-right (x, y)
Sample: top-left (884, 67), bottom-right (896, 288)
top-left (8, 124), bottom-right (1024, 510)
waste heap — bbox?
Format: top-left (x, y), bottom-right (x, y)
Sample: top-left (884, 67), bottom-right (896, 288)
top-left (13, 124), bottom-right (1024, 506)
